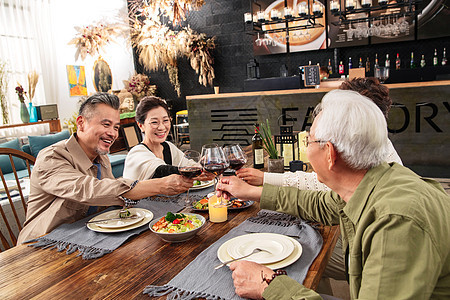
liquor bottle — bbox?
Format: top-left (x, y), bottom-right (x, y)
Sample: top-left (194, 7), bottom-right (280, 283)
top-left (385, 54), bottom-right (390, 68)
top-left (395, 53), bottom-right (401, 70)
top-left (443, 48), bottom-right (448, 66)
top-left (433, 49), bottom-right (438, 66)
top-left (348, 57), bottom-right (353, 69)
top-left (420, 54), bottom-right (426, 68)
top-left (410, 52), bottom-right (415, 69)
top-left (365, 57), bottom-right (370, 73)
top-left (374, 53), bottom-right (379, 69)
top-left (358, 57), bottom-right (363, 68)
top-left (339, 61), bottom-right (344, 74)
top-left (328, 59), bottom-right (333, 75)
top-left (252, 125), bottom-right (264, 169)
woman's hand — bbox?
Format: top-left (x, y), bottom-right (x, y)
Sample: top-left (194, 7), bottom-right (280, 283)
top-left (216, 176), bottom-right (263, 202)
top-left (229, 261), bottom-right (274, 300)
top-left (235, 168), bottom-right (264, 186)
top-left (161, 174), bottom-right (193, 195)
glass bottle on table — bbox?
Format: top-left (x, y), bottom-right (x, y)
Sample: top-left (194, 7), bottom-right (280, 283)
top-left (252, 125), bottom-right (264, 169)
top-left (178, 150), bottom-right (202, 206)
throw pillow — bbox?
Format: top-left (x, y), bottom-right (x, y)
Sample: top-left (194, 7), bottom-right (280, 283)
top-left (0, 138), bottom-right (27, 173)
top-left (28, 130), bottom-right (70, 157)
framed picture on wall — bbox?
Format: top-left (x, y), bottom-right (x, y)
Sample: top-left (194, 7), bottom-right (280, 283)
top-left (93, 57), bottom-right (112, 92)
top-left (251, 0), bottom-right (326, 55)
top-left (66, 65), bottom-right (87, 96)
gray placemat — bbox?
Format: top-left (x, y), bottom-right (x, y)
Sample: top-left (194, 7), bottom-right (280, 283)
top-left (24, 195), bottom-right (191, 259)
top-left (143, 210), bottom-right (323, 300)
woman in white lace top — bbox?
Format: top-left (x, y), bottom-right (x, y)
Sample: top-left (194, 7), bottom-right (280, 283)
top-left (237, 77), bottom-right (403, 191)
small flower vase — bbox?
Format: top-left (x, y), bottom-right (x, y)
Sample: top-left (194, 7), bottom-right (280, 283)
top-left (20, 102), bottom-right (30, 123)
top-left (28, 102), bottom-right (38, 122)
top-left (268, 157), bottom-right (284, 173)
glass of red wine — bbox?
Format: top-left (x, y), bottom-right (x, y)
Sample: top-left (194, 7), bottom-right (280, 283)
top-left (224, 144), bottom-right (247, 172)
top-left (200, 144), bottom-right (230, 205)
top-left (178, 150), bottom-right (203, 206)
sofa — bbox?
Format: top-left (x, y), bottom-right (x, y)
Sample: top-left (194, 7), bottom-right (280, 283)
top-left (0, 130), bottom-right (126, 179)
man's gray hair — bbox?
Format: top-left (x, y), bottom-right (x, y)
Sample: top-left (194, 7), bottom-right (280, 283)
top-left (313, 89), bottom-right (389, 170)
top-left (79, 92), bottom-right (120, 119)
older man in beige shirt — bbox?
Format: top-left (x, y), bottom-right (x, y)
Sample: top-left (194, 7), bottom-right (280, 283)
top-left (17, 93), bottom-right (192, 244)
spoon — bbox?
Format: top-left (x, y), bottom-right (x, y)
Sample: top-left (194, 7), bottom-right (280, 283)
top-left (214, 248), bottom-right (270, 270)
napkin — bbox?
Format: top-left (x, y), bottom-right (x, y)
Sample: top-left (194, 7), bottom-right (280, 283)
top-left (143, 211), bottom-right (323, 300)
top-left (25, 196), bottom-right (186, 259)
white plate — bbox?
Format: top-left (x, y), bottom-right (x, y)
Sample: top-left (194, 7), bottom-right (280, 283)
top-left (87, 208), bottom-right (153, 233)
top-left (226, 233), bottom-right (295, 265)
top-left (217, 235), bottom-right (302, 270)
top-left (189, 180), bottom-right (214, 190)
top-left (90, 208), bottom-right (146, 229)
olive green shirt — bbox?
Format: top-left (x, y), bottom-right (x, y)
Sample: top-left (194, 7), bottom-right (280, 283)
top-left (261, 163), bottom-right (450, 299)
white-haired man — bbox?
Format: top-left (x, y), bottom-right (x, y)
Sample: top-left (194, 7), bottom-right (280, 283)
top-left (217, 89), bottom-right (450, 299)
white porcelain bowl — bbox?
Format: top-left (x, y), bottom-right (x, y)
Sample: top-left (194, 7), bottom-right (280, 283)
top-left (149, 213), bottom-right (206, 243)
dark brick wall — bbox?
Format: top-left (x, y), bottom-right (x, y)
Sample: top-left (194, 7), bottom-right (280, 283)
top-left (131, 0), bottom-right (450, 115)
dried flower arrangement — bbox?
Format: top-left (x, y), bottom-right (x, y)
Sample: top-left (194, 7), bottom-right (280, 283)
top-left (0, 60), bottom-right (9, 124)
top-left (128, 1), bottom-right (215, 97)
top-left (15, 84), bottom-right (27, 103)
top-left (27, 71), bottom-right (39, 102)
top-left (123, 73), bottom-right (156, 99)
top-left (133, 20), bottom-right (216, 96)
top-left (68, 23), bottom-right (124, 61)
top-left (128, 0), bottom-right (205, 27)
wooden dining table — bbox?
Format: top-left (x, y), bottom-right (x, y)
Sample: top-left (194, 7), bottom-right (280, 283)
top-left (0, 199), bottom-right (339, 299)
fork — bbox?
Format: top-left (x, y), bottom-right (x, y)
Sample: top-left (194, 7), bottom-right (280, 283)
top-left (214, 248), bottom-right (269, 270)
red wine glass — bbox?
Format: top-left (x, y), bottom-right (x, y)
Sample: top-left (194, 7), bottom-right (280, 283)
top-left (178, 150), bottom-right (202, 206)
top-left (224, 144), bottom-right (247, 172)
top-left (201, 144), bottom-right (229, 205)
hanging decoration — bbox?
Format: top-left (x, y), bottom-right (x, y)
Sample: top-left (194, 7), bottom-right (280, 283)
top-left (68, 23), bottom-right (124, 61)
top-left (128, 0), bottom-right (215, 97)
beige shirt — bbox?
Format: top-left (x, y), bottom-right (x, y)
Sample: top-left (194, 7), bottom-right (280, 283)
top-left (17, 135), bottom-right (134, 244)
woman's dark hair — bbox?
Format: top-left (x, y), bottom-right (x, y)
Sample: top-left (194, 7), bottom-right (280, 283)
top-left (79, 92), bottom-right (120, 120)
top-left (135, 96), bottom-right (170, 124)
top-left (339, 77), bottom-right (392, 119)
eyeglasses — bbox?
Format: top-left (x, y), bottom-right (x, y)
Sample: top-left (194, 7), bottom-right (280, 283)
top-left (302, 135), bottom-right (327, 147)
top-left (148, 119), bottom-right (170, 128)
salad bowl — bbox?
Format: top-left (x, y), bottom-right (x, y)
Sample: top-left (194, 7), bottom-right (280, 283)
top-left (149, 213), bottom-right (206, 243)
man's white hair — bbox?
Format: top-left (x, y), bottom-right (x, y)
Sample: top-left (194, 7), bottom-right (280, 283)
top-left (314, 89), bottom-right (389, 170)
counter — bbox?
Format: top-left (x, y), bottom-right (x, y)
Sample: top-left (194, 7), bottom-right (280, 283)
top-left (187, 80), bottom-right (450, 177)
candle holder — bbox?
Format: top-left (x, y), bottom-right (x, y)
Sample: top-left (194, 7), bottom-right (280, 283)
top-left (330, 0), bottom-right (340, 13)
top-left (244, 12), bottom-right (252, 24)
top-left (284, 7), bottom-right (293, 19)
top-left (298, 3), bottom-right (307, 17)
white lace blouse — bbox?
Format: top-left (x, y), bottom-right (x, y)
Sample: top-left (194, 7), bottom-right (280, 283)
top-left (263, 139), bottom-right (403, 191)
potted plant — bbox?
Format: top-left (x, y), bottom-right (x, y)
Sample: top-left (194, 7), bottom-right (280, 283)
top-left (256, 120), bottom-right (284, 173)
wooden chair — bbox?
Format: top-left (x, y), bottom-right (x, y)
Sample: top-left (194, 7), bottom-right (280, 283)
top-left (0, 148), bottom-right (35, 251)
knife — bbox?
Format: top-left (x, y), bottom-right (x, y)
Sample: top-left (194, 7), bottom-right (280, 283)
top-left (85, 215), bottom-right (139, 224)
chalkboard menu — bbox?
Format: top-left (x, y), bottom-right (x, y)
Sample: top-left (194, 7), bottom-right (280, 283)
top-left (302, 65), bottom-right (320, 87)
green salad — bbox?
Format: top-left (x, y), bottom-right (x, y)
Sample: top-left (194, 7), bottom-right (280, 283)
top-left (152, 212), bottom-right (203, 233)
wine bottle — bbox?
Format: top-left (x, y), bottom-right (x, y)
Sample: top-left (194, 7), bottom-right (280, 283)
top-left (252, 125), bottom-right (264, 169)
top-left (420, 54), bottom-right (426, 68)
top-left (365, 57), bottom-right (370, 73)
top-left (358, 57), bottom-right (363, 68)
top-left (443, 48), bottom-right (447, 66)
top-left (339, 61), bottom-right (344, 74)
top-left (374, 53), bottom-right (379, 69)
top-left (433, 49), bottom-right (438, 66)
top-left (385, 54), bottom-right (390, 68)
top-left (328, 59), bottom-right (333, 75)
top-left (395, 53), bottom-right (401, 70)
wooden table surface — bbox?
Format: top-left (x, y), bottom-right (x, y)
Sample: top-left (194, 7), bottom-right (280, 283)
top-left (0, 201), bottom-right (339, 299)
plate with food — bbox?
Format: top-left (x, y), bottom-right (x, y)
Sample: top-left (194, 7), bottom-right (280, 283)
top-left (191, 195), bottom-right (254, 211)
top-left (189, 180), bottom-right (214, 190)
top-left (149, 212), bottom-right (205, 242)
top-left (86, 208), bottom-right (153, 233)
